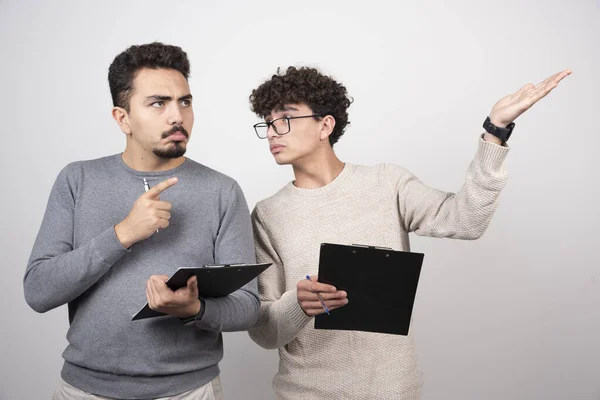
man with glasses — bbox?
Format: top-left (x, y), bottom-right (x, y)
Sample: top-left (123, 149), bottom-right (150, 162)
top-left (246, 66), bottom-right (571, 399)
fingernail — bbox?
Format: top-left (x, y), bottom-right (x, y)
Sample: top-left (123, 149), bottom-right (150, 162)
top-left (170, 177), bottom-right (178, 183)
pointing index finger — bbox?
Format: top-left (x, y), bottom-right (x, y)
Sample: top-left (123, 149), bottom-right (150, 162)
top-left (146, 177), bottom-right (178, 198)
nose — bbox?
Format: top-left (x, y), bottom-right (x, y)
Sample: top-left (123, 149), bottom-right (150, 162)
top-left (266, 124), bottom-right (278, 139)
top-left (168, 103), bottom-right (183, 126)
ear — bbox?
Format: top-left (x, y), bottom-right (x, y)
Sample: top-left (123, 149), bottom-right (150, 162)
top-left (112, 107), bottom-right (131, 135)
top-left (319, 115), bottom-right (336, 142)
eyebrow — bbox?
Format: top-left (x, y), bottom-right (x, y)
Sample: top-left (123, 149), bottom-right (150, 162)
top-left (146, 94), bottom-right (193, 102)
top-left (266, 105), bottom-right (300, 120)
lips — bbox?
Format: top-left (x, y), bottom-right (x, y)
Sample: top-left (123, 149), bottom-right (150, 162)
top-left (162, 126), bottom-right (189, 141)
top-left (168, 132), bottom-right (187, 141)
top-left (270, 144), bottom-right (285, 154)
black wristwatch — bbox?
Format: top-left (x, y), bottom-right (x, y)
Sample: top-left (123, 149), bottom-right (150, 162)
top-left (483, 116), bottom-right (515, 143)
top-left (180, 297), bottom-right (206, 325)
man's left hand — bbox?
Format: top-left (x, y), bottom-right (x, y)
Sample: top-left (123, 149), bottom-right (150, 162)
top-left (488, 69), bottom-right (572, 129)
top-left (146, 275), bottom-right (201, 318)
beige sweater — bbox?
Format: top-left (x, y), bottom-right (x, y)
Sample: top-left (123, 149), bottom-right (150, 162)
top-left (248, 138), bottom-right (510, 400)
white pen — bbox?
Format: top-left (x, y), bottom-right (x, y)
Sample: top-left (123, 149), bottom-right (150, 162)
top-left (143, 178), bottom-right (159, 233)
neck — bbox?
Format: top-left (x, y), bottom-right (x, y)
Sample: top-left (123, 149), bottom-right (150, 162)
top-left (292, 145), bottom-right (344, 189)
top-left (121, 146), bottom-right (185, 172)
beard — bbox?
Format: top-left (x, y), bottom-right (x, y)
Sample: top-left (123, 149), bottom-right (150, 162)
top-left (152, 125), bottom-right (189, 158)
top-left (153, 142), bottom-right (187, 158)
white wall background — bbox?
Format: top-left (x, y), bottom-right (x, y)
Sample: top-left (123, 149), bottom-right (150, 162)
top-left (1, 1), bottom-right (598, 399)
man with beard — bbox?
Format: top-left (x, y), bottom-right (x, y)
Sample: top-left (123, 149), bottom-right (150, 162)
top-left (24, 42), bottom-right (258, 400)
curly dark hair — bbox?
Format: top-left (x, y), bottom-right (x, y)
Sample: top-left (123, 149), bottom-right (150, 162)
top-left (108, 42), bottom-right (190, 111)
top-left (250, 66), bottom-right (353, 146)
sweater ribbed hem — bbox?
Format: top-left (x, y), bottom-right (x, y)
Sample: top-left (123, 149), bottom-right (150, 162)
top-left (61, 361), bottom-right (219, 399)
top-left (274, 387), bottom-right (422, 400)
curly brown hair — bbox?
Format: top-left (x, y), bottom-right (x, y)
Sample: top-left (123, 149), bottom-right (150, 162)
top-left (249, 66), bottom-right (353, 146)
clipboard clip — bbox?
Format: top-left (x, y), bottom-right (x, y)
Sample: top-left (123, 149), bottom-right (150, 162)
top-left (351, 243), bottom-right (393, 250)
top-left (204, 263), bottom-right (251, 269)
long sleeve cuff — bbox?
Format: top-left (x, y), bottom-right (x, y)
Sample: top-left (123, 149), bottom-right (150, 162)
top-left (477, 135), bottom-right (510, 171)
top-left (278, 288), bottom-right (313, 331)
top-left (195, 297), bottom-right (220, 331)
top-left (91, 226), bottom-right (130, 266)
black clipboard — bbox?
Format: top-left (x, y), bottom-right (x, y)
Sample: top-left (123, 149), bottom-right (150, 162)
top-left (315, 243), bottom-right (423, 335)
top-left (132, 262), bottom-right (272, 321)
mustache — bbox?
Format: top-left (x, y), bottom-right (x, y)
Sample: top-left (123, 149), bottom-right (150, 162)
top-left (162, 126), bottom-right (189, 139)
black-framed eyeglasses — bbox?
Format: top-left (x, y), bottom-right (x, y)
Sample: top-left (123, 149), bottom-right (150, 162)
top-left (253, 114), bottom-right (323, 139)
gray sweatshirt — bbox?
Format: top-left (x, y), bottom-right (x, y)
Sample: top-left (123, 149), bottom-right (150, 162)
top-left (24, 154), bottom-right (259, 399)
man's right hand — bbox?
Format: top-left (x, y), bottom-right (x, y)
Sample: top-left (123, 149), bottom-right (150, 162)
top-left (297, 275), bottom-right (348, 316)
top-left (115, 177), bottom-right (178, 248)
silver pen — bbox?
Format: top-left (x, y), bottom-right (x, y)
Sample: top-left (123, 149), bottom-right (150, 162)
top-left (143, 178), bottom-right (159, 233)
